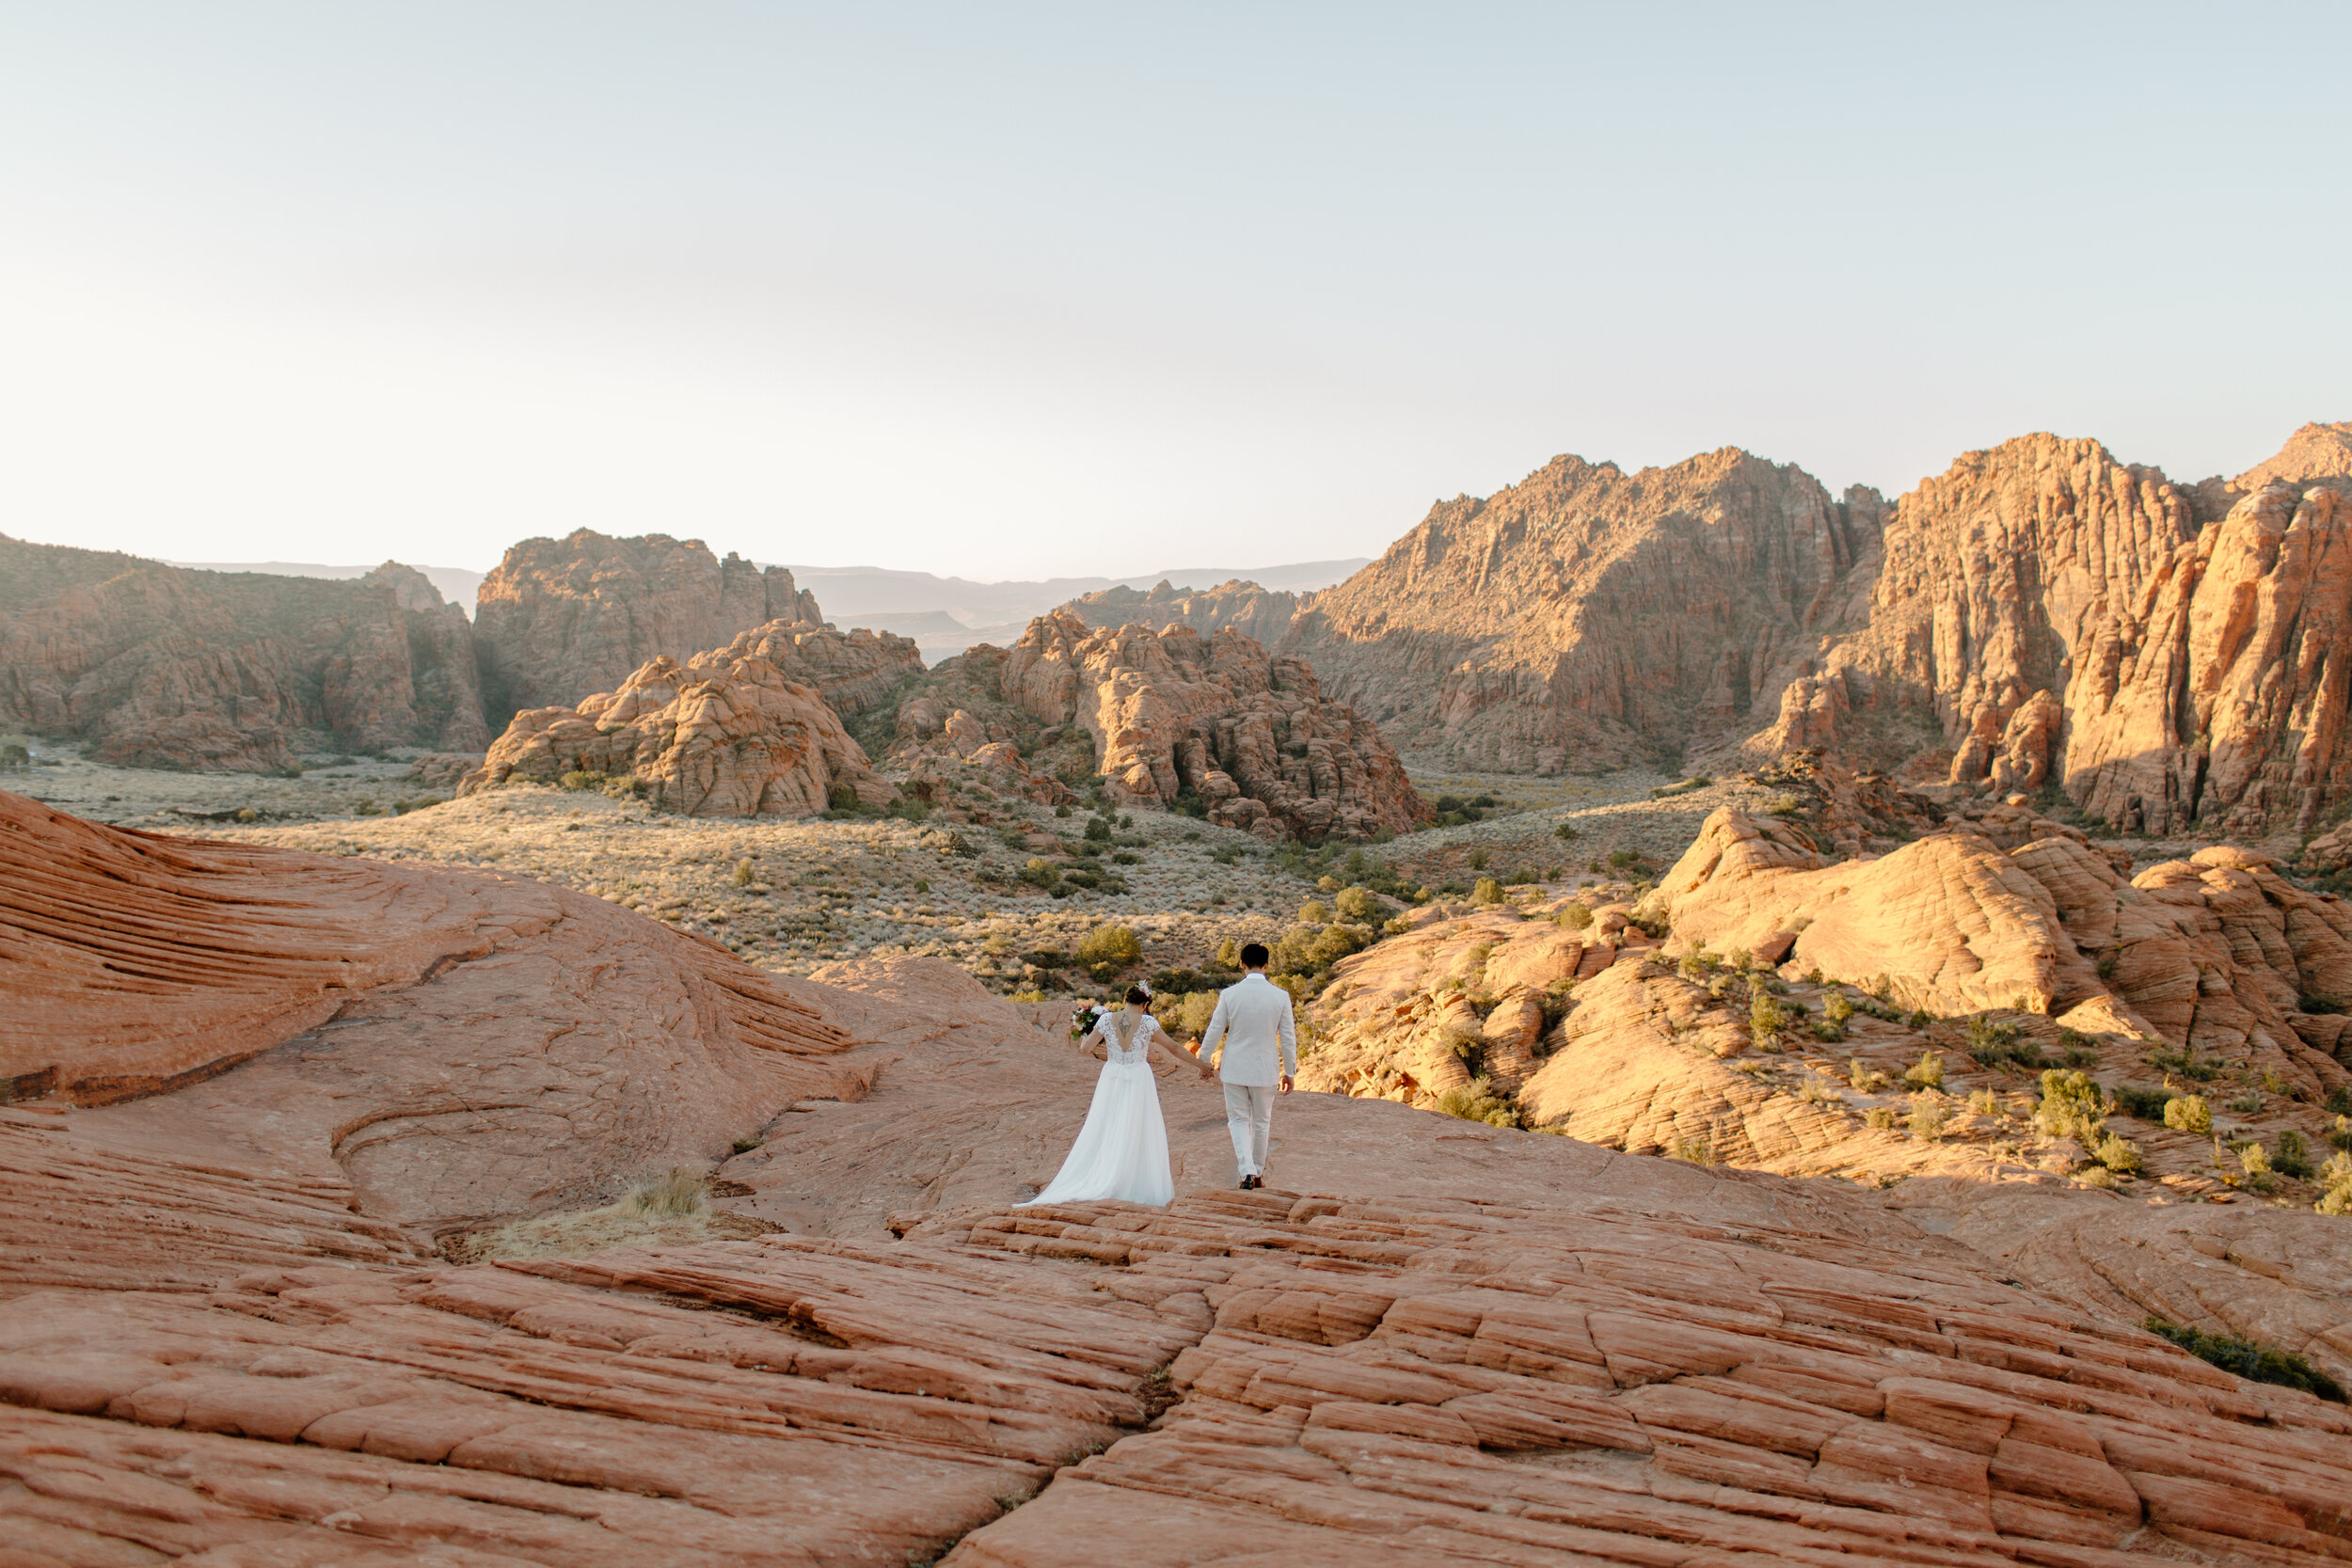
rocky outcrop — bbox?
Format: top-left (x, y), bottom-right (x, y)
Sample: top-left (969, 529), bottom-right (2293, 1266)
top-left (0, 536), bottom-right (490, 771)
top-left (1279, 450), bottom-right (1883, 771)
top-left (1748, 425), bottom-right (2352, 837)
top-left (0, 787), bottom-right (859, 1221)
top-left (473, 529), bottom-right (829, 722)
top-left (6, 800), bottom-right (2350, 1561)
top-left (899, 611), bottom-right (1422, 840)
top-left (463, 626), bottom-right (898, 818)
top-left (1061, 578), bottom-right (1303, 645)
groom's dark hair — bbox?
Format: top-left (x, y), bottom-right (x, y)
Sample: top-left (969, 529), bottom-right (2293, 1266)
top-left (1239, 942), bottom-right (1270, 969)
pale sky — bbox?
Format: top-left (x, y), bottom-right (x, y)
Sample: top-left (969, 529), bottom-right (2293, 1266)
top-left (3, 4), bottom-right (2344, 581)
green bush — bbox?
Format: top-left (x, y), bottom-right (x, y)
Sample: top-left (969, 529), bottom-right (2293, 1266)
top-left (1908, 1098), bottom-right (1947, 1141)
top-left (2319, 1151), bottom-right (2352, 1214)
top-left (1472, 878), bottom-right (1503, 906)
top-left (1553, 822), bottom-right (1580, 841)
top-left (1468, 848), bottom-right (1490, 872)
top-left (2145, 1320), bottom-right (2345, 1402)
top-left (2035, 1069), bottom-right (2105, 1145)
top-left (0, 743), bottom-right (29, 773)
top-left (1849, 1057), bottom-right (1888, 1092)
top-left (561, 768), bottom-right (606, 791)
top-left (1433, 1075), bottom-right (1518, 1129)
top-left (1749, 991), bottom-right (1788, 1052)
top-left (1076, 925), bottom-right (1143, 974)
top-left (1559, 904), bottom-right (1594, 931)
top-left (2110, 1084), bottom-right (2169, 1119)
top-left (2163, 1094), bottom-right (2213, 1135)
top-left (1084, 816), bottom-right (1111, 841)
top-left (1297, 899), bottom-right (1330, 924)
top-left (2273, 1129), bottom-right (2314, 1180)
top-left (1020, 858), bottom-right (1060, 889)
top-left (732, 858), bottom-right (756, 887)
top-left (2094, 1133), bottom-right (2142, 1174)
top-left (1335, 885), bottom-right (1380, 922)
top-left (1902, 1051), bottom-right (1945, 1091)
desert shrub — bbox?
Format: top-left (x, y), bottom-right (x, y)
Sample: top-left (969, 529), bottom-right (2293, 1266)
top-left (2226, 1090), bottom-right (2265, 1115)
top-left (1963, 1014), bottom-right (2041, 1069)
top-left (1054, 802), bottom-right (1073, 818)
top-left (1762, 794), bottom-right (1802, 816)
top-left (2094, 1133), bottom-right (2142, 1174)
top-left (0, 743), bottom-right (29, 772)
top-left (1908, 1097), bottom-right (1947, 1141)
top-left (2273, 1129), bottom-right (2314, 1180)
top-left (1076, 925), bottom-right (1142, 974)
top-left (1084, 816), bottom-right (1111, 841)
top-left (1472, 878), bottom-right (1503, 906)
top-left (1021, 858), bottom-right (1060, 889)
top-left (2075, 1165), bottom-right (2122, 1189)
top-left (1383, 913), bottom-right (1413, 936)
top-left (731, 1133), bottom-right (762, 1154)
top-left (1434, 1075), bottom-right (1518, 1129)
top-left (2299, 992), bottom-right (2344, 1014)
top-left (1607, 848), bottom-right (1641, 870)
top-left (2318, 1152), bottom-right (2352, 1214)
top-left (1811, 1016), bottom-right (1845, 1044)
top-left (2237, 1142), bottom-right (2275, 1190)
top-left (2144, 1041), bottom-right (2220, 1082)
top-left (1468, 848), bottom-right (1490, 872)
top-left (1553, 822), bottom-right (1581, 840)
top-left (732, 858), bottom-right (756, 887)
top-left (1559, 904), bottom-right (1594, 931)
top-left (1335, 885), bottom-right (1380, 922)
top-left (1297, 899), bottom-right (1331, 924)
top-left (1901, 1051), bottom-right (1945, 1091)
top-left (2331, 1114), bottom-right (2352, 1151)
top-left (560, 769), bottom-right (605, 792)
top-left (2110, 1084), bottom-right (2169, 1120)
top-left (1864, 1107), bottom-right (1898, 1130)
top-left (623, 1167), bottom-right (707, 1219)
top-left (1823, 993), bottom-right (1855, 1028)
top-left (826, 781), bottom-right (859, 811)
top-left (1749, 991), bottom-right (1788, 1052)
top-left (1111, 849), bottom-right (1141, 864)
top-left (2035, 1069), bottom-right (2106, 1145)
top-left (1849, 1058), bottom-right (1888, 1092)
top-left (2163, 1094), bottom-right (2213, 1135)
top-left (2145, 1320), bottom-right (2346, 1402)
top-left (1967, 1088), bottom-right (1999, 1116)
top-left (2330, 1086), bottom-right (2352, 1117)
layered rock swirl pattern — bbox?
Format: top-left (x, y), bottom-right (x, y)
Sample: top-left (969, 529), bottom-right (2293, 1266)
top-left (0, 538), bottom-right (488, 771)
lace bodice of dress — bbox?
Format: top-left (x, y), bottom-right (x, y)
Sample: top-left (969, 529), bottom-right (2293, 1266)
top-left (1101, 1011), bottom-right (1154, 1065)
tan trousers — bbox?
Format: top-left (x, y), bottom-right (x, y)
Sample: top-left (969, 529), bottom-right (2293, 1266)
top-left (1223, 1083), bottom-right (1276, 1178)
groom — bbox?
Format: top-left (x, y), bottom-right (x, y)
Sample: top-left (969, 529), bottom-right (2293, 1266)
top-left (1198, 942), bottom-right (1295, 1190)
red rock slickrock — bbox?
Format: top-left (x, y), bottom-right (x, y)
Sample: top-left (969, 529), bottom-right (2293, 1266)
top-left (0, 537), bottom-right (488, 771)
top-left (472, 529), bottom-right (830, 721)
top-left (5, 806), bottom-right (2352, 1562)
top-left (992, 610), bottom-right (1422, 840)
top-left (462, 624), bottom-right (902, 817)
top-left (1278, 450), bottom-right (1884, 771)
top-left (0, 786), bottom-right (860, 1227)
top-left (1060, 577), bottom-right (1305, 646)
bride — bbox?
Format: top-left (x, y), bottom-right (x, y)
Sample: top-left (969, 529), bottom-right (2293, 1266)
top-left (1022, 985), bottom-right (1213, 1207)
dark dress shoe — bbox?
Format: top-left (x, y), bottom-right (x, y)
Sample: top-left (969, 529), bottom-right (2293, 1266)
top-left (1239, 1175), bottom-right (1258, 1190)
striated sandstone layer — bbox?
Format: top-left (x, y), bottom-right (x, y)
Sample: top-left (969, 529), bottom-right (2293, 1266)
top-left (472, 529), bottom-right (829, 722)
top-left (1060, 578), bottom-right (1304, 646)
top-left (893, 612), bottom-right (1422, 841)
top-left (463, 624), bottom-right (901, 818)
top-left (0, 537), bottom-right (488, 771)
top-left (5, 816), bottom-right (2352, 1562)
top-left (1279, 449), bottom-right (1884, 772)
top-left (0, 787), bottom-right (859, 1228)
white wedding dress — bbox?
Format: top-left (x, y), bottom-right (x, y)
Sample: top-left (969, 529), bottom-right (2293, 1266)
top-left (1021, 1010), bottom-right (1175, 1207)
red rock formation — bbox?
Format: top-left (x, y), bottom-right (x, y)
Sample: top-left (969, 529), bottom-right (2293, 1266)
top-left (463, 626), bottom-right (898, 817)
top-left (1754, 426), bottom-right (2352, 836)
top-left (993, 611), bottom-right (1422, 840)
top-left (473, 529), bottom-right (829, 721)
top-left (0, 536), bottom-right (490, 770)
top-left (0, 787), bottom-right (858, 1226)
top-left (1279, 450), bottom-right (1883, 771)
top-left (1061, 578), bottom-right (1303, 645)
top-left (5, 807), bottom-right (2349, 1560)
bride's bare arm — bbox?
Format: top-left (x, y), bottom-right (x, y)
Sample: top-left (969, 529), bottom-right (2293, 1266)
top-left (1146, 1022), bottom-right (1215, 1079)
top-left (1077, 1026), bottom-right (1109, 1061)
